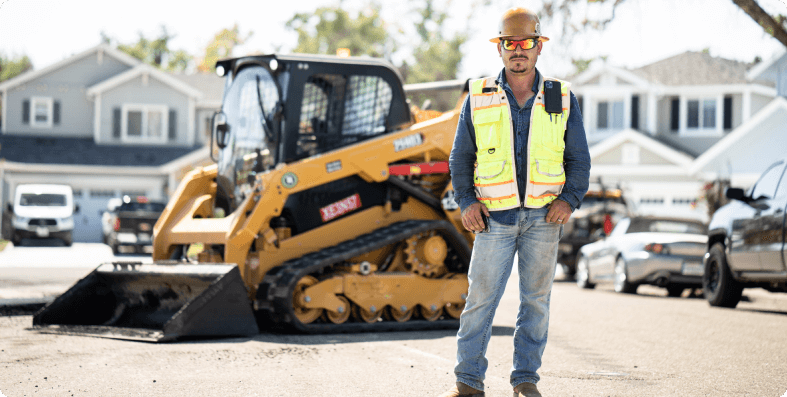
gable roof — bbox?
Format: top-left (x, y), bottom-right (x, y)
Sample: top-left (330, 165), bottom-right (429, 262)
top-left (630, 51), bottom-right (755, 86)
top-left (86, 63), bottom-right (203, 98)
top-left (590, 128), bottom-right (695, 166)
top-left (0, 135), bottom-right (202, 167)
top-left (690, 96), bottom-right (787, 176)
top-left (572, 63), bottom-right (654, 89)
top-left (0, 44), bottom-right (140, 92)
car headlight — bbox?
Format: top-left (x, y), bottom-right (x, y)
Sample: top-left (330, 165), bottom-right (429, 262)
top-left (60, 217), bottom-right (75, 229)
top-left (12, 217), bottom-right (29, 227)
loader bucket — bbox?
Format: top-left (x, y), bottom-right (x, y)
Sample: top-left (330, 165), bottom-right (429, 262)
top-left (32, 262), bottom-right (259, 342)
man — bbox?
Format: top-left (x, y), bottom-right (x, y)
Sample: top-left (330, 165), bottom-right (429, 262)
top-left (439, 7), bottom-right (590, 397)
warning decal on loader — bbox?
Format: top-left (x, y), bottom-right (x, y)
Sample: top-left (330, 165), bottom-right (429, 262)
top-left (320, 193), bottom-right (362, 222)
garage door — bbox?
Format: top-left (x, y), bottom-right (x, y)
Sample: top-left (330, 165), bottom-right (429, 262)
top-left (72, 189), bottom-right (113, 242)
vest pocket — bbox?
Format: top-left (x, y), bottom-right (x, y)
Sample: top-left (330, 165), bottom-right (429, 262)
top-left (532, 158), bottom-right (565, 184)
top-left (475, 160), bottom-right (507, 180)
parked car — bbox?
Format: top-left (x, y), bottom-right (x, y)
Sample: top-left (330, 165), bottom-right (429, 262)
top-left (704, 159), bottom-right (787, 308)
top-left (576, 216), bottom-right (708, 296)
top-left (558, 187), bottom-right (633, 277)
top-left (104, 196), bottom-right (166, 254)
top-left (3, 184), bottom-right (78, 246)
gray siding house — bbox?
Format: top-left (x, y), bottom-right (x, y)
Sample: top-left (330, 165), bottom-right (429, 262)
top-left (572, 51), bottom-right (783, 222)
top-left (0, 44), bottom-right (222, 242)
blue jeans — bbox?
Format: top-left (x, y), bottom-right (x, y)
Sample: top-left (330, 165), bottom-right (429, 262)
top-left (454, 207), bottom-right (561, 390)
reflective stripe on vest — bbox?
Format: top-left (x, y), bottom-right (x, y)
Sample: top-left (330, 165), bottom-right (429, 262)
top-left (469, 76), bottom-right (571, 210)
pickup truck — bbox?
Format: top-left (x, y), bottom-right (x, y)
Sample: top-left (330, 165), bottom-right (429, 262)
top-left (704, 158), bottom-right (787, 308)
top-left (104, 198), bottom-right (166, 254)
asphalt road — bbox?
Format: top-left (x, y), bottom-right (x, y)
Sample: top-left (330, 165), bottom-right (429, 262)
top-left (1, 243), bottom-right (786, 396)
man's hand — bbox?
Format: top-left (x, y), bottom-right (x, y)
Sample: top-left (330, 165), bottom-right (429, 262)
top-left (461, 202), bottom-right (490, 232)
top-left (546, 199), bottom-right (572, 224)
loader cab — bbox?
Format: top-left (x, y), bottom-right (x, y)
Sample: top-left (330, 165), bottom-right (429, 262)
top-left (213, 54), bottom-right (412, 210)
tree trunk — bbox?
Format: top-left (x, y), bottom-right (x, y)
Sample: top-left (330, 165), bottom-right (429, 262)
top-left (732, 0), bottom-right (787, 48)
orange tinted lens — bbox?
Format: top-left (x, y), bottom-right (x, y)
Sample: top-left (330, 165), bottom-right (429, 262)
top-left (502, 39), bottom-right (536, 50)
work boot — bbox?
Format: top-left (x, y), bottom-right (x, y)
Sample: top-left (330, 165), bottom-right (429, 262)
top-left (513, 382), bottom-right (542, 397)
top-left (437, 382), bottom-right (485, 397)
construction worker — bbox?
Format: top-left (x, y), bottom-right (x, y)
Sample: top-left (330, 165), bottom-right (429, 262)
top-left (439, 7), bottom-right (590, 397)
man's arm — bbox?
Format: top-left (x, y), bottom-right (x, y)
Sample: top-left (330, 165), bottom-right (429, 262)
top-left (449, 95), bottom-right (479, 213)
top-left (557, 92), bottom-right (591, 211)
top-left (449, 95), bottom-right (489, 232)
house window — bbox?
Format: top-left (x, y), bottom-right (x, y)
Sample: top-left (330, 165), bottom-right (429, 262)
top-left (121, 104), bottom-right (168, 143)
top-left (686, 98), bottom-right (716, 130)
top-left (640, 197), bottom-right (664, 205)
top-left (30, 97), bottom-right (53, 128)
top-left (672, 198), bottom-right (696, 206)
top-left (596, 100), bottom-right (624, 130)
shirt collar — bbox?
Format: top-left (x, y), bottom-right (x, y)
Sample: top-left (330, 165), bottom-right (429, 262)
top-left (497, 67), bottom-right (541, 94)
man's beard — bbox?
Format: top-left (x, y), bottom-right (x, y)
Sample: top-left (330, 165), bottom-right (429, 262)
top-left (508, 56), bottom-right (529, 73)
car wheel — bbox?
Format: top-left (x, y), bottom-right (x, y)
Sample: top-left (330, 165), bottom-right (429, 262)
top-left (576, 256), bottom-right (595, 289)
top-left (613, 257), bottom-right (637, 294)
top-left (666, 285), bottom-right (684, 297)
top-left (703, 243), bottom-right (743, 308)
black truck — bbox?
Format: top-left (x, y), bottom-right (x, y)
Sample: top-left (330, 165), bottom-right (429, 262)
top-left (104, 198), bottom-right (166, 254)
top-left (704, 158), bottom-right (787, 308)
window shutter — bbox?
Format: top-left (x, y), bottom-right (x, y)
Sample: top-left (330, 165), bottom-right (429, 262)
top-left (670, 98), bottom-right (679, 132)
top-left (631, 95), bottom-right (639, 130)
top-left (168, 109), bottom-right (177, 141)
top-left (113, 108), bottom-right (121, 138)
top-left (723, 96), bottom-right (732, 130)
top-left (53, 101), bottom-right (61, 125)
top-left (22, 99), bottom-right (30, 124)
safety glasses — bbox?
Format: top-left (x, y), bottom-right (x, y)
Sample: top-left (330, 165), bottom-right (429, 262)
top-left (501, 38), bottom-right (538, 51)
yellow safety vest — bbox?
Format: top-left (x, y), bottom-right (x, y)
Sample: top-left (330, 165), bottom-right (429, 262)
top-left (469, 75), bottom-right (571, 210)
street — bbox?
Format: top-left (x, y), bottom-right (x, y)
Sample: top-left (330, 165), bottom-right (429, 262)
top-left (1, 243), bottom-right (786, 396)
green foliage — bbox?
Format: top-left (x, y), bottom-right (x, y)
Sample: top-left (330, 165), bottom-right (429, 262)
top-left (287, 5), bottom-right (390, 58)
top-left (0, 53), bottom-right (33, 82)
top-left (571, 58), bottom-right (594, 74)
top-left (114, 26), bottom-right (193, 72)
top-left (402, 0), bottom-right (466, 84)
top-left (198, 24), bottom-right (252, 73)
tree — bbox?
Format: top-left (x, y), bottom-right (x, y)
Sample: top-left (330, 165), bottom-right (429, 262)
top-left (197, 24), bottom-right (253, 73)
top-left (0, 53), bottom-right (33, 83)
top-left (114, 26), bottom-right (192, 72)
top-left (731, 0), bottom-right (787, 48)
top-left (286, 5), bottom-right (390, 58)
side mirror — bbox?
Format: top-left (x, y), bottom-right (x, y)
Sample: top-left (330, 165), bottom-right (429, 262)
top-left (74, 204), bottom-right (80, 214)
top-left (725, 187), bottom-right (745, 201)
top-left (214, 112), bottom-right (229, 150)
top-left (6, 203), bottom-right (12, 213)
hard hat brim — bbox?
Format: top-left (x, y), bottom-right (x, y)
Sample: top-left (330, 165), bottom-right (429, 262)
top-left (490, 35), bottom-right (549, 43)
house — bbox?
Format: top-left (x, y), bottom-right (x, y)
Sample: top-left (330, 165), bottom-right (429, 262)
top-left (0, 44), bottom-right (223, 242)
top-left (571, 51), bottom-right (780, 221)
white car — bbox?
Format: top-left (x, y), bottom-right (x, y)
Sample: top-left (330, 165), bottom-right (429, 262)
top-left (576, 216), bottom-right (708, 297)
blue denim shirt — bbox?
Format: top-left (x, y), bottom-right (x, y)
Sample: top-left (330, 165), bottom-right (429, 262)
top-left (449, 68), bottom-right (591, 225)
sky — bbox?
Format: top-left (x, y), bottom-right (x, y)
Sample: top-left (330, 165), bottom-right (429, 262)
top-left (1, 0), bottom-right (787, 80)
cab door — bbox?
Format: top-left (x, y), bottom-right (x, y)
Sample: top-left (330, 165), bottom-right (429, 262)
top-left (730, 161), bottom-right (785, 271)
top-left (759, 163), bottom-right (787, 272)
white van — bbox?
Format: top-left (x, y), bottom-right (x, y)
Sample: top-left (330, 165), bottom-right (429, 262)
top-left (7, 184), bottom-right (76, 246)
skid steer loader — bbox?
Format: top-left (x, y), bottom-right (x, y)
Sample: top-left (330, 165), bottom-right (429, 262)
top-left (34, 54), bottom-right (474, 341)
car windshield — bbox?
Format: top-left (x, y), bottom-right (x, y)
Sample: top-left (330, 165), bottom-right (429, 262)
top-left (20, 193), bottom-right (66, 207)
top-left (627, 218), bottom-right (707, 234)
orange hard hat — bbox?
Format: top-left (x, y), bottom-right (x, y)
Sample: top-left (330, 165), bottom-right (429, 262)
top-left (489, 8), bottom-right (549, 43)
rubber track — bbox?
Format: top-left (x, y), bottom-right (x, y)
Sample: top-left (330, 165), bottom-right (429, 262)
top-left (255, 219), bottom-right (470, 333)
